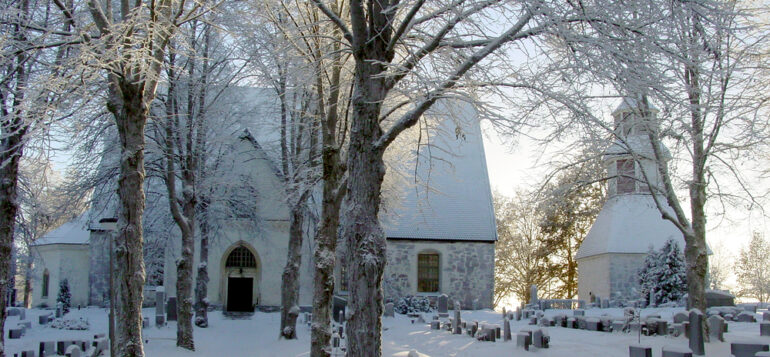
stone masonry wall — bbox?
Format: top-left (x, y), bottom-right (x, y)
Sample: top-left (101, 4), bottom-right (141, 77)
top-left (384, 240), bottom-right (495, 309)
top-left (608, 253), bottom-right (646, 300)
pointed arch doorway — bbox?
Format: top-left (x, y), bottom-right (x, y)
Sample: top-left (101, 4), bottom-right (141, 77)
top-left (222, 243), bottom-right (260, 312)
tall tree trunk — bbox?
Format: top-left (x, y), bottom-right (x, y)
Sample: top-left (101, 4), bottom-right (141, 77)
top-left (23, 258), bottom-right (32, 308)
top-left (113, 84), bottom-right (148, 357)
top-left (342, 61), bottom-right (389, 355)
top-left (280, 206), bottom-right (305, 339)
top-left (175, 199), bottom-right (195, 349)
top-left (195, 196), bottom-right (210, 327)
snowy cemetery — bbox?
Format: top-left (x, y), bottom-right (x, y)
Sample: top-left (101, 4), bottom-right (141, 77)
top-left (6, 286), bottom-right (770, 357)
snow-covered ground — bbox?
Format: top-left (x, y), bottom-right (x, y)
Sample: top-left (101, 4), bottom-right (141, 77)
top-left (4, 307), bottom-right (770, 356)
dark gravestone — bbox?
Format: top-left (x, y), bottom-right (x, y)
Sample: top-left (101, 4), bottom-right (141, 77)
top-left (452, 309), bottom-right (461, 334)
top-left (437, 294), bottom-right (448, 317)
top-left (166, 297), bottom-right (178, 321)
top-left (332, 296), bottom-right (347, 323)
top-left (471, 322), bottom-right (478, 337)
top-left (629, 345), bottom-right (652, 357)
top-left (731, 342), bottom-right (769, 357)
top-left (530, 285), bottom-right (538, 305)
top-left (762, 322), bottom-right (770, 337)
top-left (504, 319), bottom-right (511, 341)
top-left (586, 318), bottom-right (602, 331)
top-left (516, 332), bottom-right (531, 350)
top-left (661, 346), bottom-right (692, 357)
top-left (736, 312), bottom-right (756, 323)
top-left (655, 320), bottom-right (669, 336)
top-left (18, 351), bottom-right (35, 357)
top-left (688, 310), bottom-right (705, 356)
top-left (40, 341), bottom-right (55, 357)
top-left (430, 320), bottom-right (440, 329)
top-left (707, 315), bottom-right (725, 342)
top-left (8, 328), bottom-right (22, 339)
top-left (764, 312), bottom-right (770, 322)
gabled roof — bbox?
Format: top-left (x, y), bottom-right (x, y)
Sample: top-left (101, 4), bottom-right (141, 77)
top-left (33, 213), bottom-right (91, 246)
top-left (380, 101), bottom-right (497, 242)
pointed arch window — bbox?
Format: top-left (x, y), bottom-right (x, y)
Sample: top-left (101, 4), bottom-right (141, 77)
top-left (226, 246), bottom-right (256, 268)
top-left (42, 270), bottom-right (50, 298)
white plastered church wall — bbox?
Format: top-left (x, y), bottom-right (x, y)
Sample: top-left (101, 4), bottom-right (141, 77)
top-left (32, 244), bottom-right (90, 308)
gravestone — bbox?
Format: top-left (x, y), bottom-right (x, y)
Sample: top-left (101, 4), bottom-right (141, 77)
top-left (332, 296), bottom-right (347, 323)
top-left (761, 322), bottom-right (770, 337)
top-left (586, 317), bottom-right (602, 331)
top-left (574, 309), bottom-right (585, 316)
top-left (18, 321), bottom-right (31, 330)
top-left (764, 312), bottom-right (770, 322)
top-left (601, 299), bottom-right (609, 309)
top-left (452, 308), bottom-right (461, 334)
top-left (56, 302), bottom-right (63, 318)
top-left (504, 319), bottom-right (511, 341)
top-left (430, 321), bottom-right (440, 330)
top-left (629, 345), bottom-right (652, 357)
top-left (17, 350), bottom-right (35, 357)
top-left (674, 312), bottom-right (689, 323)
top-left (155, 286), bottom-right (165, 326)
top-left (655, 320), bottom-right (668, 336)
top-left (18, 309), bottom-right (25, 320)
top-left (65, 344), bottom-right (81, 357)
top-left (471, 321), bottom-right (478, 337)
top-left (707, 315), bottom-right (725, 342)
top-left (437, 294), bottom-right (448, 317)
top-left (8, 328), bottom-right (22, 339)
top-left (39, 341), bottom-right (56, 357)
top-left (516, 332), bottom-right (531, 350)
top-left (532, 329), bottom-right (548, 348)
top-left (688, 310), bottom-right (705, 356)
top-left (142, 317), bottom-right (150, 329)
top-left (661, 346), bottom-right (692, 357)
top-left (7, 307), bottom-right (19, 317)
top-left (530, 285), bottom-right (538, 305)
top-left (612, 320), bottom-right (626, 333)
top-left (384, 303), bottom-right (394, 318)
top-left (39, 313), bottom-right (52, 325)
top-left (731, 342), bottom-right (769, 357)
top-left (166, 297), bottom-right (178, 321)
top-left (736, 312), bottom-right (756, 322)
top-left (649, 289), bottom-right (656, 307)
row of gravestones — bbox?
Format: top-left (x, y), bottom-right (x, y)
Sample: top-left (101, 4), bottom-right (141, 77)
top-left (13, 333), bottom-right (108, 357)
top-left (6, 308), bottom-right (37, 341)
top-left (425, 301), bottom-right (551, 350)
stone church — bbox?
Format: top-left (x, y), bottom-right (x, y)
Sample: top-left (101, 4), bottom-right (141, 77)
top-left (30, 94), bottom-right (497, 311)
top-left (576, 98), bottom-right (686, 302)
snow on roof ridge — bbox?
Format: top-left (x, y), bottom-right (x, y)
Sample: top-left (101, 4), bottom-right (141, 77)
top-left (33, 212), bottom-right (91, 246)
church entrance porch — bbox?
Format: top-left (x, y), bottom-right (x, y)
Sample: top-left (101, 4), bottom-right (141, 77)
top-left (222, 243), bottom-right (260, 312)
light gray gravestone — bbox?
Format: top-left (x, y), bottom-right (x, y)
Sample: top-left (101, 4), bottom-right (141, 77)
top-left (731, 342), bottom-right (769, 357)
top-left (384, 303), bottom-right (394, 318)
top-left (574, 309), bottom-right (585, 316)
top-left (18, 308), bottom-right (25, 320)
top-left (64, 344), bottom-right (81, 357)
top-left (601, 299), bottom-right (609, 309)
top-left (673, 312), bottom-right (689, 323)
top-left (586, 317), bottom-right (602, 331)
top-left (707, 315), bottom-right (725, 342)
top-left (504, 319), bottom-right (511, 341)
top-left (661, 346), bottom-right (692, 357)
top-left (56, 302), bottom-right (63, 318)
top-left (453, 309), bottom-right (461, 334)
top-left (516, 332), bottom-right (531, 350)
top-left (17, 321), bottom-right (31, 330)
top-left (530, 285), bottom-right (538, 305)
top-left (533, 329), bottom-right (548, 348)
top-left (612, 320), bottom-right (626, 333)
top-left (761, 322), bottom-right (770, 337)
top-left (629, 345), bottom-right (652, 357)
top-left (688, 309), bottom-right (705, 356)
top-left (166, 297), bottom-right (177, 321)
top-left (649, 289), bottom-right (656, 307)
top-left (155, 286), bottom-right (165, 326)
top-left (437, 294), bottom-right (448, 317)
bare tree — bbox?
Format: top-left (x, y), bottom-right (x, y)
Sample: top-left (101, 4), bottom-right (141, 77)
top-left (309, 1), bottom-right (590, 353)
top-left (493, 191), bottom-right (552, 307)
top-left (736, 232), bottom-right (770, 303)
top-left (707, 240), bottom-right (733, 291)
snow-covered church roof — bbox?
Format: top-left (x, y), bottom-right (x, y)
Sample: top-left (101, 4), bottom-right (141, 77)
top-left (380, 101), bottom-right (497, 242)
top-left (33, 213), bottom-right (91, 246)
top-left (576, 195), bottom-right (685, 259)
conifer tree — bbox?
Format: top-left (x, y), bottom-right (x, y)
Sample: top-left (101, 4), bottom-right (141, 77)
top-left (57, 279), bottom-right (71, 314)
top-left (638, 239), bottom-right (687, 305)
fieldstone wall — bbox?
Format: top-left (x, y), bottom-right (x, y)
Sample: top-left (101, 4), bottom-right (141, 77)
top-left (384, 240), bottom-right (495, 309)
top-left (608, 253), bottom-right (646, 300)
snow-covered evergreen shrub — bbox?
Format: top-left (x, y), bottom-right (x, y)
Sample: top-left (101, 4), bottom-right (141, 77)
top-left (638, 239), bottom-right (687, 305)
top-left (49, 317), bottom-right (90, 330)
top-left (392, 296), bottom-right (433, 315)
top-left (57, 279), bottom-right (71, 314)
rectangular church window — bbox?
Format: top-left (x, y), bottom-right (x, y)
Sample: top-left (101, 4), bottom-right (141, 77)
top-left (417, 253), bottom-right (439, 293)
